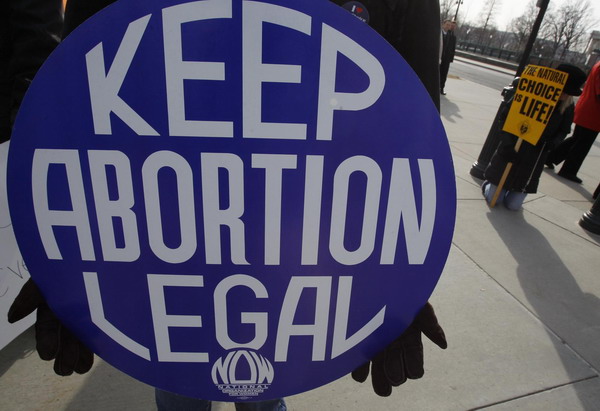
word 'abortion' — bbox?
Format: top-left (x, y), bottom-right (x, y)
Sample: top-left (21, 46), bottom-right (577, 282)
top-left (32, 150), bottom-right (436, 267)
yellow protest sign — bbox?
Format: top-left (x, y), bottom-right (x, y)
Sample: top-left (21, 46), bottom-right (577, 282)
top-left (502, 65), bottom-right (568, 146)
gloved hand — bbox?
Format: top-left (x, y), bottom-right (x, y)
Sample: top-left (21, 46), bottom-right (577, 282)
top-left (7, 278), bottom-right (94, 376)
top-left (351, 302), bottom-right (447, 397)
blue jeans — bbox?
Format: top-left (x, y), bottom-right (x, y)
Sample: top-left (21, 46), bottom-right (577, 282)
top-left (155, 389), bottom-right (287, 411)
top-left (482, 181), bottom-right (527, 211)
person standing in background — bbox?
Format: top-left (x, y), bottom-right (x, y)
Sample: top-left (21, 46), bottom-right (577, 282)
top-left (547, 61), bottom-right (600, 184)
top-left (482, 64), bottom-right (587, 210)
top-left (439, 19), bottom-right (456, 96)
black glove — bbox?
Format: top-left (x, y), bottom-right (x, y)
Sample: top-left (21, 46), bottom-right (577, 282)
top-left (7, 278), bottom-right (94, 376)
top-left (351, 302), bottom-right (447, 397)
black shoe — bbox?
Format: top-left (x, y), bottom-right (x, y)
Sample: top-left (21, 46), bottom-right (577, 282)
top-left (545, 161), bottom-right (554, 170)
top-left (441, 89), bottom-right (447, 95)
top-left (557, 171), bottom-right (582, 184)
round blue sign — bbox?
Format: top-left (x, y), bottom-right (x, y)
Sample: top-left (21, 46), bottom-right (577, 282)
top-left (7, 0), bottom-right (455, 401)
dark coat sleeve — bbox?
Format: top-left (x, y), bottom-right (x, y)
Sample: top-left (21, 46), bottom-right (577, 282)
top-left (330, 0), bottom-right (441, 111)
top-left (546, 104), bottom-right (574, 149)
top-left (62, 0), bottom-right (117, 39)
top-left (0, 0), bottom-right (62, 142)
top-left (444, 32), bottom-right (456, 63)
top-left (392, 0), bottom-right (441, 110)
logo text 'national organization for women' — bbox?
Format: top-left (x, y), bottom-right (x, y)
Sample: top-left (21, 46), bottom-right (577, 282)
top-left (211, 350), bottom-right (274, 398)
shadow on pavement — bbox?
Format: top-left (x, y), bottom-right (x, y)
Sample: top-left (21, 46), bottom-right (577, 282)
top-left (580, 229), bottom-right (600, 245)
top-left (487, 209), bottom-right (600, 410)
top-left (64, 361), bottom-right (234, 410)
top-left (440, 95), bottom-right (463, 124)
top-left (0, 326), bottom-right (35, 379)
top-left (542, 169), bottom-right (595, 201)
top-left (64, 360), bottom-right (156, 411)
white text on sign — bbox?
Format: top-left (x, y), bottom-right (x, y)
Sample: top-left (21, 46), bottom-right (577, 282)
top-left (82, 272), bottom-right (386, 362)
top-left (86, 0), bottom-right (384, 141)
top-left (32, 150), bottom-right (436, 266)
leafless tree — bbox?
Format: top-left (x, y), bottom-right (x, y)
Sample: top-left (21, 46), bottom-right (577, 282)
top-left (440, 0), bottom-right (454, 22)
top-left (454, 23), bottom-right (475, 42)
top-left (440, 0), bottom-right (466, 24)
top-left (509, 0), bottom-right (541, 49)
top-left (477, 0), bottom-right (502, 43)
top-left (544, 0), bottom-right (597, 59)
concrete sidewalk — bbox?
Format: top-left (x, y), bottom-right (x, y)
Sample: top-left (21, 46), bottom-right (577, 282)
top-left (1, 74), bottom-right (599, 411)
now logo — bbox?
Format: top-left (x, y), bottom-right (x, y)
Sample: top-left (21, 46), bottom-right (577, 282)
top-left (212, 350), bottom-right (274, 392)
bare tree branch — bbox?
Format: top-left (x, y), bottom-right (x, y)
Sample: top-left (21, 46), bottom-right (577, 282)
top-left (543, 0), bottom-right (597, 58)
top-left (478, 0), bottom-right (502, 31)
top-left (440, 0), bottom-right (454, 22)
top-left (509, 0), bottom-right (540, 49)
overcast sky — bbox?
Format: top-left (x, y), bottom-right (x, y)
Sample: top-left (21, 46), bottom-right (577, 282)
top-left (457, 0), bottom-right (600, 32)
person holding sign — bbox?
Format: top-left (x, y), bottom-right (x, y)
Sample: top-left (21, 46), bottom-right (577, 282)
top-left (8, 0), bottom-right (449, 408)
top-left (332, 0), bottom-right (449, 398)
top-left (482, 64), bottom-right (587, 210)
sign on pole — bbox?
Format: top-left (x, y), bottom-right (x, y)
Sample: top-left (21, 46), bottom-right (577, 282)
top-left (502, 64), bottom-right (569, 146)
top-left (7, 0), bottom-right (456, 401)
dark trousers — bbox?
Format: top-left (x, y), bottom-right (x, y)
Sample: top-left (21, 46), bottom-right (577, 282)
top-left (440, 59), bottom-right (451, 91)
top-left (549, 125), bottom-right (599, 176)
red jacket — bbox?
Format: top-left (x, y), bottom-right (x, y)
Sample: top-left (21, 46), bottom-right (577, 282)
top-left (574, 62), bottom-right (600, 132)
